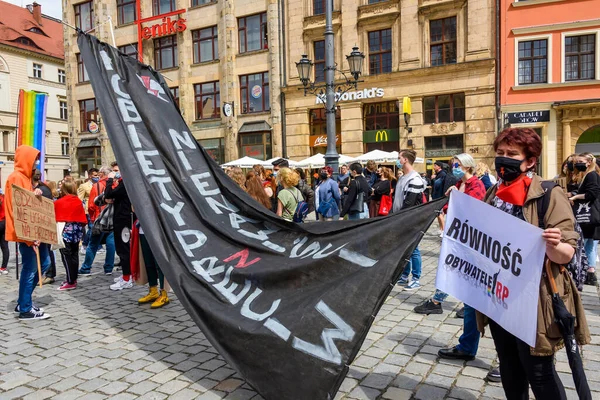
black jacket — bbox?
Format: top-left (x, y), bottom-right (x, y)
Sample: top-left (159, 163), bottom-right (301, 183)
top-left (577, 171), bottom-right (600, 239)
top-left (104, 178), bottom-right (132, 226)
top-left (341, 175), bottom-right (369, 217)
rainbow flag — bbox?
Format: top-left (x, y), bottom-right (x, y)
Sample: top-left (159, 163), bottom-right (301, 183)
top-left (17, 89), bottom-right (48, 176)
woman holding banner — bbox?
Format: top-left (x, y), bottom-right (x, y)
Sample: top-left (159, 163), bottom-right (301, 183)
top-left (479, 128), bottom-right (590, 400)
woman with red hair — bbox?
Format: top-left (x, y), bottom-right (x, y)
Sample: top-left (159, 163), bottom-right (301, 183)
top-left (477, 128), bottom-right (590, 399)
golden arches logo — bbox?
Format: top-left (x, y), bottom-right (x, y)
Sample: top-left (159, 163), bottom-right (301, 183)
top-left (375, 130), bottom-right (388, 142)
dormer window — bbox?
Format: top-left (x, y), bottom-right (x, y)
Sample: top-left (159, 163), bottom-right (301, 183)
top-left (13, 37), bottom-right (40, 48)
top-left (28, 27), bottom-right (45, 35)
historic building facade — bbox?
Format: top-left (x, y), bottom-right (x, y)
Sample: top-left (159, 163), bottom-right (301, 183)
top-left (63, 0), bottom-right (284, 174)
top-left (281, 0), bottom-right (497, 170)
top-left (500, 0), bottom-right (600, 178)
top-left (0, 1), bottom-right (70, 182)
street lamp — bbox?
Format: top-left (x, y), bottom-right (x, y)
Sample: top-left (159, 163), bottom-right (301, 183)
top-left (296, 0), bottom-right (364, 177)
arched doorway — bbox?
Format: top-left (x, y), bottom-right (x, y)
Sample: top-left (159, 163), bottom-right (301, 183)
top-left (575, 125), bottom-right (600, 155)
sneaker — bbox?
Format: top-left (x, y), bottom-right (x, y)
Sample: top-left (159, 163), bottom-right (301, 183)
top-left (14, 304), bottom-right (44, 314)
top-left (397, 275), bottom-right (409, 285)
top-left (439, 230), bottom-right (444, 238)
top-left (79, 269), bottom-right (91, 275)
top-left (0, 268), bottom-right (8, 275)
top-left (456, 307), bottom-right (465, 318)
top-left (97, 248), bottom-right (106, 254)
top-left (487, 367), bottom-right (501, 382)
top-left (114, 276), bottom-right (123, 283)
top-left (150, 290), bottom-right (170, 309)
top-left (58, 281), bottom-right (77, 291)
top-left (19, 309), bottom-right (50, 320)
top-left (104, 271), bottom-right (113, 276)
top-left (585, 271), bottom-right (598, 286)
top-left (110, 277), bottom-right (133, 291)
top-left (404, 280), bottom-right (421, 291)
top-left (42, 277), bottom-right (55, 285)
top-left (79, 246), bottom-right (87, 255)
top-left (438, 346), bottom-right (475, 361)
top-left (414, 299), bottom-right (443, 315)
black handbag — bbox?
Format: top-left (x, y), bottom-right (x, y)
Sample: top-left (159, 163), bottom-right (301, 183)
top-left (573, 199), bottom-right (600, 225)
top-left (349, 179), bottom-right (364, 213)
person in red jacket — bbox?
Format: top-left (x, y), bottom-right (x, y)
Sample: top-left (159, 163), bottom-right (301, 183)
top-left (54, 181), bottom-right (87, 290)
top-left (79, 166), bottom-right (116, 275)
top-left (0, 187), bottom-right (9, 274)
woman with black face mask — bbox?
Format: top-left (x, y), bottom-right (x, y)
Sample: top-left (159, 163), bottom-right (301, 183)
top-left (476, 128), bottom-right (590, 400)
top-left (568, 152), bottom-right (600, 286)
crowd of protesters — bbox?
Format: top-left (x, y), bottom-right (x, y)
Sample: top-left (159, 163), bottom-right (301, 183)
top-left (2, 127), bottom-right (596, 400)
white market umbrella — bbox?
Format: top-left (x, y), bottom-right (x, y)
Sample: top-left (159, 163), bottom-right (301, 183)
top-left (296, 153), bottom-right (355, 169)
top-left (221, 156), bottom-right (265, 168)
top-left (353, 150), bottom-right (393, 163)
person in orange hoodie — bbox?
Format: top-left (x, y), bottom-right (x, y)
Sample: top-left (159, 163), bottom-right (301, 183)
top-left (5, 145), bottom-right (51, 320)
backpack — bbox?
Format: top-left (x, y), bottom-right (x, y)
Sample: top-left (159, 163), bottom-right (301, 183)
top-left (348, 179), bottom-right (365, 214)
top-left (286, 188), bottom-right (309, 223)
top-left (537, 181), bottom-right (587, 291)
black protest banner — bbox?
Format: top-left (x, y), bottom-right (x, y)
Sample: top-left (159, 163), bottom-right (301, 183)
top-left (78, 33), bottom-right (443, 400)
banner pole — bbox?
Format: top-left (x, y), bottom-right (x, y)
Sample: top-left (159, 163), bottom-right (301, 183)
top-left (15, 90), bottom-right (21, 151)
top-left (34, 246), bottom-right (42, 288)
top-left (108, 16), bottom-right (116, 47)
top-left (15, 242), bottom-right (19, 280)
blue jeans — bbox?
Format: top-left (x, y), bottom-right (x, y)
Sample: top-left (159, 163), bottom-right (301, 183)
top-left (433, 289), bottom-right (449, 303)
top-left (348, 213), bottom-right (361, 220)
top-left (82, 215), bottom-right (92, 247)
top-left (80, 232), bottom-right (115, 273)
top-left (456, 304), bottom-right (480, 356)
top-left (584, 239), bottom-right (598, 269)
top-left (401, 247), bottom-right (422, 281)
top-left (18, 243), bottom-right (51, 313)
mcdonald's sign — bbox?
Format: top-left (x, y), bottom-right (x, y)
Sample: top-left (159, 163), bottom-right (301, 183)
top-left (363, 128), bottom-right (399, 143)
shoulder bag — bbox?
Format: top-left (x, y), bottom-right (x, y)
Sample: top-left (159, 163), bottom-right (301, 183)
top-left (378, 182), bottom-right (393, 216)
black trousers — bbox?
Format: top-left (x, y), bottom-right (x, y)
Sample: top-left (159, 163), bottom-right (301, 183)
top-left (0, 220), bottom-right (9, 268)
top-left (489, 320), bottom-right (567, 400)
top-left (44, 244), bottom-right (57, 278)
top-left (114, 222), bottom-right (131, 276)
top-left (59, 242), bottom-right (79, 284)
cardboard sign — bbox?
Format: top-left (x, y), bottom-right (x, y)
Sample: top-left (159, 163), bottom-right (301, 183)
top-left (11, 184), bottom-right (57, 244)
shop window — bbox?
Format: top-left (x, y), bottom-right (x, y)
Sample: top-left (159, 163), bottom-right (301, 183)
top-left (314, 40), bottom-right (325, 82)
top-left (153, 0), bottom-right (175, 15)
top-left (238, 13), bottom-right (267, 53)
top-left (60, 101), bottom-right (68, 120)
top-left (79, 98), bottom-right (98, 132)
top-left (60, 134), bottom-right (69, 156)
top-left (240, 132), bottom-right (272, 161)
top-left (425, 134), bottom-right (464, 157)
top-left (77, 53), bottom-right (89, 82)
top-left (194, 81), bottom-right (220, 120)
top-left (2, 131), bottom-right (10, 153)
top-left (518, 39), bottom-right (547, 84)
top-left (192, 0), bottom-right (216, 5)
top-left (170, 87), bottom-right (179, 108)
top-left (565, 34), bottom-right (595, 81)
top-left (368, 29), bottom-right (392, 75)
top-left (117, 43), bottom-right (138, 58)
top-left (58, 69), bottom-right (66, 84)
top-left (198, 138), bottom-right (224, 164)
top-left (154, 36), bottom-right (178, 70)
top-left (117, 0), bottom-right (136, 25)
top-left (240, 72), bottom-right (269, 114)
top-left (430, 17), bottom-right (456, 66)
top-left (310, 108), bottom-right (341, 155)
top-left (192, 26), bottom-right (218, 64)
top-left (363, 101), bottom-right (399, 131)
top-left (423, 93), bottom-right (465, 124)
top-left (32, 63), bottom-right (42, 79)
top-left (314, 0), bottom-right (325, 15)
top-left (74, 1), bottom-right (94, 31)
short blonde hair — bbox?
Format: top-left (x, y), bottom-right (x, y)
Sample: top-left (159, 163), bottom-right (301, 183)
top-left (277, 167), bottom-right (299, 188)
top-left (454, 153), bottom-right (476, 173)
top-left (474, 162), bottom-right (490, 178)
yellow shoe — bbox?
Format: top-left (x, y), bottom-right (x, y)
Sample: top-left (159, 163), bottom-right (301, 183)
top-left (151, 290), bottom-right (169, 309)
top-left (138, 286), bottom-right (159, 304)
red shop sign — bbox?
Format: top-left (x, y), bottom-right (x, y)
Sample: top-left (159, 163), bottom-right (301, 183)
top-left (141, 17), bottom-right (187, 39)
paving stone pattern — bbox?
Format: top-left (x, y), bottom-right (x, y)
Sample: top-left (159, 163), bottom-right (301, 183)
top-left (1, 231), bottom-right (599, 399)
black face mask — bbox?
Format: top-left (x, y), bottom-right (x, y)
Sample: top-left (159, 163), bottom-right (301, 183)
top-left (567, 162), bottom-right (574, 172)
top-left (495, 156), bottom-right (525, 182)
top-left (575, 162), bottom-right (588, 172)
top-left (319, 172), bottom-right (328, 180)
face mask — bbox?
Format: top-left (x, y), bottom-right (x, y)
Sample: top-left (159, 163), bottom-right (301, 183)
top-left (115, 172), bottom-right (121, 179)
top-left (495, 156), bottom-right (525, 182)
top-left (319, 172), bottom-right (328, 180)
top-left (272, 171), bottom-right (278, 177)
top-left (575, 163), bottom-right (587, 172)
top-left (452, 167), bottom-right (465, 179)
top-left (396, 160), bottom-right (403, 169)
top-left (91, 177), bottom-right (99, 183)
top-left (567, 162), bottom-right (574, 172)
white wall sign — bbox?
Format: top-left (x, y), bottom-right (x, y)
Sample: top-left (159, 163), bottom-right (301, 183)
top-left (315, 88), bottom-right (385, 104)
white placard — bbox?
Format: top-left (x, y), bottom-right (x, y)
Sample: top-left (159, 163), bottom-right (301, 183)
top-left (436, 191), bottom-right (546, 347)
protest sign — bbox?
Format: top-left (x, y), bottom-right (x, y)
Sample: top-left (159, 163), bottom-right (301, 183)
top-left (11, 184), bottom-right (57, 245)
top-left (78, 33), bottom-right (442, 400)
top-left (436, 191), bottom-right (546, 347)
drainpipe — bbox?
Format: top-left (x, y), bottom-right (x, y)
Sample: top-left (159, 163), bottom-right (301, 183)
top-left (495, 0), bottom-right (502, 134)
top-left (279, 0), bottom-right (288, 158)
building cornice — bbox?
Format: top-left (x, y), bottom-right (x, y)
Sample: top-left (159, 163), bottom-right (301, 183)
top-left (511, 79), bottom-right (600, 91)
top-left (511, 0), bottom-right (568, 8)
top-left (0, 43), bottom-right (65, 65)
top-left (511, 18), bottom-right (600, 36)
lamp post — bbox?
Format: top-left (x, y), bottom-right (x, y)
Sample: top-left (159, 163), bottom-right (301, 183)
top-left (296, 0), bottom-right (364, 177)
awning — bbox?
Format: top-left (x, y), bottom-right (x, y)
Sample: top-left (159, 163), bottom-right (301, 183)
top-left (238, 121), bottom-right (272, 134)
top-left (78, 138), bottom-right (101, 148)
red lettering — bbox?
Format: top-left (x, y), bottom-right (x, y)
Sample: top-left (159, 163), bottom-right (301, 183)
top-left (142, 27), bottom-right (152, 39)
top-left (176, 18), bottom-right (187, 32)
top-left (496, 282), bottom-right (503, 299)
top-left (502, 286), bottom-right (509, 301)
top-left (167, 17), bottom-right (178, 34)
top-left (151, 24), bottom-right (162, 37)
top-left (224, 249), bottom-right (261, 269)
